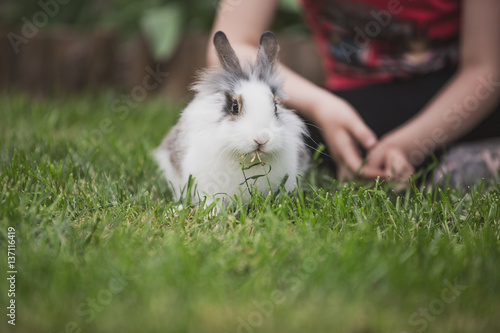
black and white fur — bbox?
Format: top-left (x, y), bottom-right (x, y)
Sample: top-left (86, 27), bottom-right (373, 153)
top-left (154, 31), bottom-right (309, 206)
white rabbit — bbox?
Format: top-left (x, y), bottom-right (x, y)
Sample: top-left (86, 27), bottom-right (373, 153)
top-left (154, 31), bottom-right (309, 207)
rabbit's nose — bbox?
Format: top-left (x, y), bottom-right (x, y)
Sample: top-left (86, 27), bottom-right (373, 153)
top-left (254, 132), bottom-right (270, 146)
top-left (253, 138), bottom-right (269, 146)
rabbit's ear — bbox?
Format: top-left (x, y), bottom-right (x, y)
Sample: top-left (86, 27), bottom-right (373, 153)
top-left (213, 31), bottom-right (243, 75)
top-left (257, 31), bottom-right (279, 68)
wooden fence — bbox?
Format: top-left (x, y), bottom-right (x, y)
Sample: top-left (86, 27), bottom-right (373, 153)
top-left (0, 29), bottom-right (324, 98)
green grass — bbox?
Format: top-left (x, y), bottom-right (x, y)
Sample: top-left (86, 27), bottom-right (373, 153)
top-left (1, 93), bottom-right (500, 333)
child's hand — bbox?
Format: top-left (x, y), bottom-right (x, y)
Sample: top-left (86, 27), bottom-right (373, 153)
top-left (366, 141), bottom-right (414, 182)
top-left (311, 95), bottom-right (382, 179)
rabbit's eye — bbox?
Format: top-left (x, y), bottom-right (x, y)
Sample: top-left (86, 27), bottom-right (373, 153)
top-left (232, 100), bottom-right (239, 114)
top-left (274, 100), bottom-right (277, 113)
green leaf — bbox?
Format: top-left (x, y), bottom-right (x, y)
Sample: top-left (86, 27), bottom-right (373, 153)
top-left (279, 0), bottom-right (300, 12)
top-left (140, 4), bottom-right (184, 61)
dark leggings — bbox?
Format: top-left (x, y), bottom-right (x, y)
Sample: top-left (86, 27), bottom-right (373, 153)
top-left (307, 69), bottom-right (500, 170)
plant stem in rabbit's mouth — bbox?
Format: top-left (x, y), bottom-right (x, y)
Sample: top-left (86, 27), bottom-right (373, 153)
top-left (250, 151), bottom-right (262, 163)
top-left (238, 152), bottom-right (265, 166)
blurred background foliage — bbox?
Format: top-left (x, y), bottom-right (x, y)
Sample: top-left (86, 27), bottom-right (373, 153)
top-left (0, 0), bottom-right (307, 61)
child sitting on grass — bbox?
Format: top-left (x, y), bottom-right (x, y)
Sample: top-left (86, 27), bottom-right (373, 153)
top-left (208, 0), bottom-right (500, 187)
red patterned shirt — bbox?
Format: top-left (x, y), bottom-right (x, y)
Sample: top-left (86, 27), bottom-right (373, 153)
top-left (300, 0), bottom-right (461, 90)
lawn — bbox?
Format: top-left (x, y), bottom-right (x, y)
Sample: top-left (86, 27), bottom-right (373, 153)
top-left (1, 93), bottom-right (499, 333)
